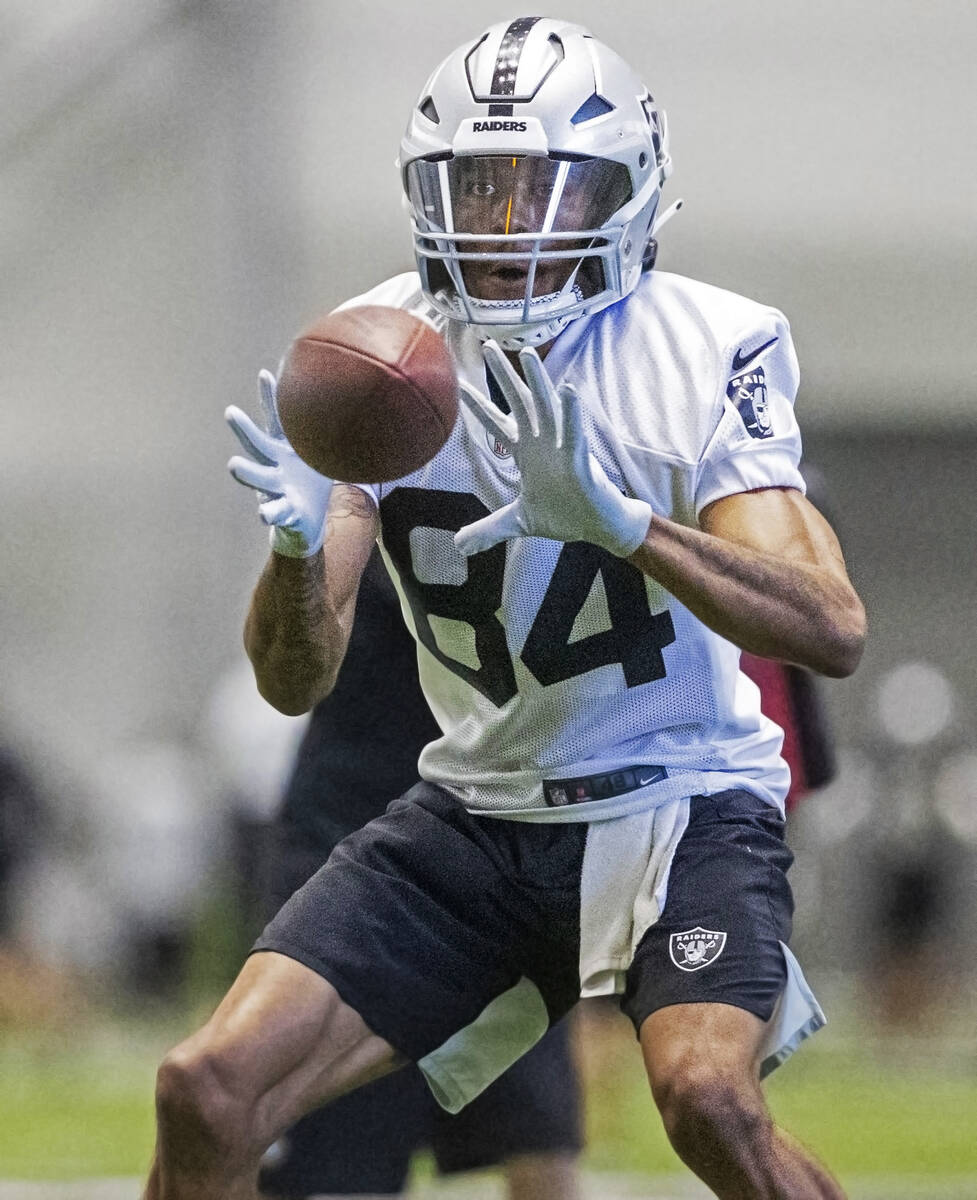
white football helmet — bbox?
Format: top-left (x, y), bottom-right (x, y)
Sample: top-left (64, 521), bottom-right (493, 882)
top-left (399, 17), bottom-right (674, 349)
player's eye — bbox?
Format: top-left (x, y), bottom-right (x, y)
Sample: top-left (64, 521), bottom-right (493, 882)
top-left (468, 181), bottom-right (496, 197)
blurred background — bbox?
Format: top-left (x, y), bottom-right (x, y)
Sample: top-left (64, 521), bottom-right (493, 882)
top-left (1, 0), bottom-right (975, 1194)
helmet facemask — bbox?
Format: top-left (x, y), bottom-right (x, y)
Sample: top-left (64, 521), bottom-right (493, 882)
top-left (406, 152), bottom-right (638, 347)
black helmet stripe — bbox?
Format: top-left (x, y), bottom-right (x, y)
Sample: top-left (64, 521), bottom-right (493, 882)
top-left (489, 16), bottom-right (542, 98)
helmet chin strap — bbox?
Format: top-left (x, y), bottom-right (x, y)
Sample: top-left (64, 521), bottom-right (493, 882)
top-left (458, 276), bottom-right (586, 350)
top-left (475, 315), bottom-right (573, 351)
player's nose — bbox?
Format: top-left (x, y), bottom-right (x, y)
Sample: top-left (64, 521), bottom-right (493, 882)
top-left (504, 203), bottom-right (540, 236)
top-left (504, 181), bottom-right (544, 234)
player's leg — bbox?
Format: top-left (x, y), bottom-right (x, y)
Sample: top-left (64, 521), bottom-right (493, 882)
top-left (503, 1153), bottom-right (581, 1200)
top-left (143, 950), bottom-right (405, 1200)
top-left (639, 1002), bottom-right (843, 1198)
top-left (256, 832), bottom-right (429, 1200)
top-left (258, 1066), bottom-right (433, 1198)
top-left (428, 1015), bottom-right (584, 1200)
top-left (146, 784), bottom-right (583, 1200)
top-left (623, 789), bottom-right (844, 1199)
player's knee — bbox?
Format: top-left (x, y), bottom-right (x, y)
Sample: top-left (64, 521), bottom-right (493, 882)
top-left (652, 1061), bottom-right (768, 1158)
top-left (154, 1041), bottom-right (251, 1158)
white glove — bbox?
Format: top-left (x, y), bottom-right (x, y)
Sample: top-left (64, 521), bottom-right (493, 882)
top-left (226, 369), bottom-right (334, 558)
top-left (455, 342), bottom-right (652, 558)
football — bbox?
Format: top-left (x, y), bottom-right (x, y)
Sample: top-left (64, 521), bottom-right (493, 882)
top-left (276, 306), bottom-right (458, 483)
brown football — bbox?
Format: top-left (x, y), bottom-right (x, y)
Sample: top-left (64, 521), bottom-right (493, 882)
top-left (276, 306), bottom-right (458, 483)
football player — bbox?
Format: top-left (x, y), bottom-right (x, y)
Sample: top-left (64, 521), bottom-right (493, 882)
top-left (146, 19), bottom-right (865, 1199)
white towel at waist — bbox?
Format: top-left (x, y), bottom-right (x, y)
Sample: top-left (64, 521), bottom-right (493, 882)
top-left (579, 795), bottom-right (691, 996)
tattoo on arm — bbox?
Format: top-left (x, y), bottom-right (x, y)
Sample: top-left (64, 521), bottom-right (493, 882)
top-left (330, 485), bottom-right (377, 522)
top-left (244, 487), bottom-right (379, 712)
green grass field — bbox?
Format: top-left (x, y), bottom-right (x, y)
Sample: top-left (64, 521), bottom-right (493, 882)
top-left (2, 1000), bottom-right (976, 1189)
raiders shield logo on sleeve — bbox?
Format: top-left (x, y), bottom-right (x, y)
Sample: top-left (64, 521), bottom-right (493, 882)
top-left (727, 368), bottom-right (773, 439)
top-left (669, 927), bottom-right (727, 971)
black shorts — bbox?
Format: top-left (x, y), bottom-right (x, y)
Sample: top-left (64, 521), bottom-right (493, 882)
top-left (622, 786), bottom-right (793, 1030)
top-left (254, 783), bottom-right (793, 1114)
top-left (257, 819), bottom-right (582, 1196)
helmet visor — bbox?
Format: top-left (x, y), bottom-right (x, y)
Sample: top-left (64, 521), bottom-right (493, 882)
top-left (407, 154), bottom-right (631, 236)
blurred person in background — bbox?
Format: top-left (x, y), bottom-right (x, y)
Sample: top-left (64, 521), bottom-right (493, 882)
top-left (146, 18), bottom-right (865, 1199)
top-left (742, 654), bottom-right (836, 816)
top-left (0, 731), bottom-right (218, 1011)
top-left (256, 547), bottom-right (582, 1200)
top-left (868, 829), bottom-right (956, 1029)
top-left (863, 662), bottom-right (964, 1032)
top-left (202, 657), bottom-right (307, 963)
top-left (88, 737), bottom-right (220, 1001)
top-left (0, 733), bottom-right (55, 1022)
top-left (0, 736), bottom-right (47, 937)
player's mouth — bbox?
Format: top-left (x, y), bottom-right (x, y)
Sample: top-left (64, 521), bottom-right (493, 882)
top-left (463, 259), bottom-right (572, 301)
top-left (489, 265), bottom-right (531, 287)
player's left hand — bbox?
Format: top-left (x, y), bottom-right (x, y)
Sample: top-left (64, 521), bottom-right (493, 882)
top-left (455, 341), bottom-right (652, 557)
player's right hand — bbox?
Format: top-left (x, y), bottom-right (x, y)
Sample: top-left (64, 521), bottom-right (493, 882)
top-left (226, 369), bottom-right (334, 558)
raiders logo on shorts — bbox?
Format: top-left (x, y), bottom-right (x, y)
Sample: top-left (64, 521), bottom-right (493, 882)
top-left (668, 927), bottom-right (727, 971)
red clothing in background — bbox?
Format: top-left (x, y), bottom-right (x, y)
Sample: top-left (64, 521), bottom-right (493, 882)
top-left (740, 655), bottom-right (837, 812)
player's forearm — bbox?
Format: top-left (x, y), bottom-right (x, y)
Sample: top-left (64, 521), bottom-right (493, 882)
top-left (628, 515), bottom-right (866, 677)
top-left (244, 550), bottom-right (346, 714)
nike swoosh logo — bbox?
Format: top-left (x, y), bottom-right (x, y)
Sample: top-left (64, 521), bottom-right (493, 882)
top-left (731, 336), bottom-right (778, 374)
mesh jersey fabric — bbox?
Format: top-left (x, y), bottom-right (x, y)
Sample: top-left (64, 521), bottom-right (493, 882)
top-left (336, 269), bottom-right (805, 817)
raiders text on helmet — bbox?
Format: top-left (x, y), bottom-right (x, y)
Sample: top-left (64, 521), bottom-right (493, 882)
top-left (399, 17), bottom-right (674, 349)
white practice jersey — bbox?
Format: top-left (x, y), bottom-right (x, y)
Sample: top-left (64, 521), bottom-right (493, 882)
top-left (339, 270), bottom-right (806, 820)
